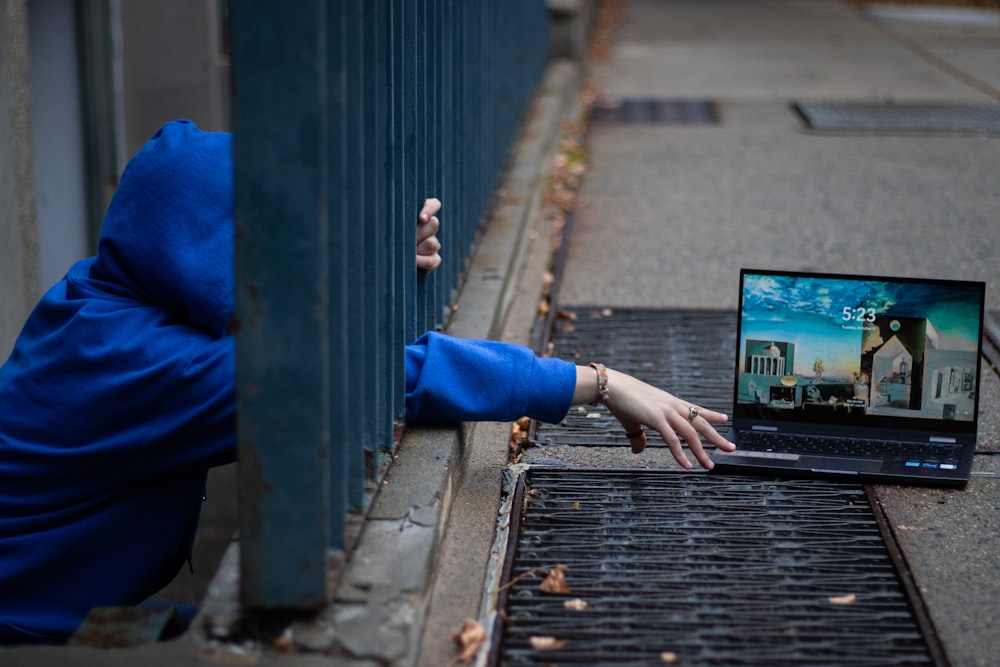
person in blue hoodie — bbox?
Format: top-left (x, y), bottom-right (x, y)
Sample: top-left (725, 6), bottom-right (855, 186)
top-left (0, 120), bottom-right (733, 644)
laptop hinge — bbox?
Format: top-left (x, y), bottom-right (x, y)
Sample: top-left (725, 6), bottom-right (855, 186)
top-left (929, 436), bottom-right (957, 444)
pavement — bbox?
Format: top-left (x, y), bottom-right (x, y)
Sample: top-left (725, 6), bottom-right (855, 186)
top-left (422, 2), bottom-right (1000, 666)
top-left (5, 1), bottom-right (999, 666)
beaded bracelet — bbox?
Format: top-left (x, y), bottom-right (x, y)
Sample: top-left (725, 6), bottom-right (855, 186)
top-left (589, 362), bottom-right (609, 405)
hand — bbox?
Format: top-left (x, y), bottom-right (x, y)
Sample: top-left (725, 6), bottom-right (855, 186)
top-left (416, 198), bottom-right (442, 272)
top-left (574, 366), bottom-right (736, 470)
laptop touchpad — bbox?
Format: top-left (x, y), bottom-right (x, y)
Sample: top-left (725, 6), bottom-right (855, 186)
top-left (798, 455), bottom-right (883, 474)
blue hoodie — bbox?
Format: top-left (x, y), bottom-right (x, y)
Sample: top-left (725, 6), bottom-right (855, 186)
top-left (0, 120), bottom-right (575, 643)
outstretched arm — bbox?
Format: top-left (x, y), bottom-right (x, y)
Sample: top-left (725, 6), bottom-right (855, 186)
top-left (572, 364), bottom-right (736, 470)
top-left (408, 198), bottom-right (733, 470)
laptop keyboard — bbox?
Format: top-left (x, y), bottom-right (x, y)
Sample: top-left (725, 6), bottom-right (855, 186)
top-left (737, 431), bottom-right (961, 466)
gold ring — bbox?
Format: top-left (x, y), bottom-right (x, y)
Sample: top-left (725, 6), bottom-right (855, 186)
top-left (687, 406), bottom-right (699, 421)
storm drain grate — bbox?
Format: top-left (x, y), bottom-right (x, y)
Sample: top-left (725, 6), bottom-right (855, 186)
top-left (492, 468), bottom-right (935, 666)
top-left (537, 308), bottom-right (736, 447)
top-left (591, 98), bottom-right (720, 125)
top-left (983, 311), bottom-right (1000, 375)
top-left (794, 101), bottom-right (1000, 133)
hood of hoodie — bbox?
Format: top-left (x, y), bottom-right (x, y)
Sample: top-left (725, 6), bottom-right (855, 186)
top-left (0, 120), bottom-right (239, 642)
top-left (90, 120), bottom-right (234, 336)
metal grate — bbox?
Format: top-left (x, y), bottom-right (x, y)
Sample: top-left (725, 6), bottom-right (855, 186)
top-left (493, 468), bottom-right (935, 666)
top-left (794, 102), bottom-right (1000, 133)
top-left (983, 311), bottom-right (1000, 376)
top-left (591, 98), bottom-right (720, 125)
top-left (537, 309), bottom-right (736, 447)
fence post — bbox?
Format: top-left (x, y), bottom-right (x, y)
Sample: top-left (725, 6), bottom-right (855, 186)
top-left (232, 0), bottom-right (334, 607)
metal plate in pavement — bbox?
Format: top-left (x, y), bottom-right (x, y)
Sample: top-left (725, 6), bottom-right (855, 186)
top-left (795, 102), bottom-right (1000, 133)
top-left (591, 99), bottom-right (720, 125)
top-left (537, 308), bottom-right (736, 448)
top-left (490, 468), bottom-right (936, 666)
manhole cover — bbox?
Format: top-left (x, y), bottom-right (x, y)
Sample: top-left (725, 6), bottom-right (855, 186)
top-left (490, 468), bottom-right (936, 666)
top-left (537, 309), bottom-right (736, 447)
top-left (591, 98), bottom-right (720, 125)
top-left (794, 102), bottom-right (1000, 133)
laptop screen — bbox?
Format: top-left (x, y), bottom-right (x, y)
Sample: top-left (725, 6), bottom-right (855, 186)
top-left (733, 269), bottom-right (985, 435)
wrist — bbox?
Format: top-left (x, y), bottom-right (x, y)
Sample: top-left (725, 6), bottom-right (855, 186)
top-left (589, 362), bottom-right (609, 405)
top-left (572, 363), bottom-right (611, 406)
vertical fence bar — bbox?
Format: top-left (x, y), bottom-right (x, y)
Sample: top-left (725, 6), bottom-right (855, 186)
top-left (424, 0), bottom-right (440, 330)
top-left (403, 0), bottom-right (419, 344)
top-left (449, 1), bottom-right (466, 305)
top-left (232, 0), bottom-right (332, 607)
top-left (417, 0), bottom-right (438, 334)
top-left (438, 0), bottom-right (455, 323)
top-left (389, 0), bottom-right (410, 420)
top-left (344, 0), bottom-right (368, 507)
top-left (326, 3), bottom-right (351, 552)
top-left (377, 0), bottom-right (402, 442)
top-left (366, 1), bottom-right (392, 462)
top-left (414, 0), bottom-right (429, 335)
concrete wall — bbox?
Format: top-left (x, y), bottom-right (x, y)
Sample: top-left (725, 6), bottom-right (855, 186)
top-left (0, 0), bottom-right (231, 359)
top-left (0, 0), bottom-right (39, 360)
top-left (121, 0), bottom-right (230, 156)
top-left (29, 0), bottom-right (91, 292)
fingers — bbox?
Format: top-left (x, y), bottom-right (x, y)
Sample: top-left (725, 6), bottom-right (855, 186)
top-left (416, 198), bottom-right (442, 272)
top-left (416, 253), bottom-right (441, 272)
top-left (416, 213), bottom-right (440, 244)
top-left (668, 404), bottom-right (736, 469)
top-left (416, 229), bottom-right (441, 271)
top-left (602, 369), bottom-right (734, 470)
top-left (417, 234), bottom-right (441, 256)
top-left (634, 403), bottom-right (734, 470)
top-left (419, 197), bottom-right (441, 222)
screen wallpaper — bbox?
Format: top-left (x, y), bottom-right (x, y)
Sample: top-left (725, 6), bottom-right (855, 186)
top-left (736, 272), bottom-right (983, 424)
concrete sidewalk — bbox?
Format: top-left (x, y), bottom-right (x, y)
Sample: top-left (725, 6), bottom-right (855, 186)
top-left (5, 2), bottom-right (998, 666)
top-left (425, 1), bottom-right (1000, 665)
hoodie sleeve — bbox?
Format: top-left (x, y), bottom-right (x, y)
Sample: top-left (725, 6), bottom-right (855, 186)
top-left (404, 332), bottom-right (576, 424)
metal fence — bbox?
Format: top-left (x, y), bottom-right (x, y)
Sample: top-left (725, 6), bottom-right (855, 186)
top-left (230, 1), bottom-right (549, 608)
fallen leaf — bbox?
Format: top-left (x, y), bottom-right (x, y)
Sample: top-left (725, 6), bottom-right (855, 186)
top-left (897, 524), bottom-right (926, 531)
top-left (570, 501), bottom-right (580, 510)
top-left (530, 636), bottom-right (568, 651)
top-left (556, 309), bottom-right (578, 320)
top-left (660, 652), bottom-right (678, 663)
top-left (828, 593), bottom-right (857, 605)
top-left (271, 628), bottom-right (294, 653)
top-left (563, 598), bottom-right (588, 611)
top-left (539, 564), bottom-right (570, 594)
top-left (586, 412), bottom-right (601, 419)
top-left (450, 619), bottom-right (486, 664)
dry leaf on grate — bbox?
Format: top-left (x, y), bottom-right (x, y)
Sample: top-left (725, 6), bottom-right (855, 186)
top-left (828, 593), bottom-right (857, 605)
top-left (539, 564), bottom-right (571, 594)
top-left (530, 636), bottom-right (569, 651)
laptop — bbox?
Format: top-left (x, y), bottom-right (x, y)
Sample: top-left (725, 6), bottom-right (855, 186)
top-left (711, 268), bottom-right (986, 487)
